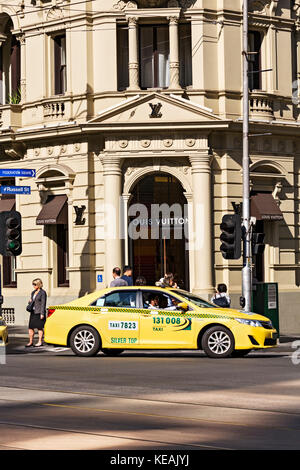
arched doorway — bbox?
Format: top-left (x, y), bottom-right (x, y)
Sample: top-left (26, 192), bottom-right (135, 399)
top-left (128, 173), bottom-right (189, 289)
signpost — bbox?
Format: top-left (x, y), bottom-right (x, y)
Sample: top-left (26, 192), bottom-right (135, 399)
top-left (0, 169), bottom-right (34, 325)
top-left (0, 169), bottom-right (36, 178)
top-left (0, 186), bottom-right (31, 195)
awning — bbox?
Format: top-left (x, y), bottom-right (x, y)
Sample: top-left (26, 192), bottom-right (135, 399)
top-left (251, 193), bottom-right (284, 221)
top-left (0, 196), bottom-right (15, 212)
top-left (36, 195), bottom-right (68, 225)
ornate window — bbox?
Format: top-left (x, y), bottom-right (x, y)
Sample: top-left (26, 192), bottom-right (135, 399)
top-left (0, 16), bottom-right (21, 104)
top-left (53, 33), bottom-right (67, 95)
top-left (248, 30), bottom-right (262, 91)
top-left (117, 20), bottom-right (192, 90)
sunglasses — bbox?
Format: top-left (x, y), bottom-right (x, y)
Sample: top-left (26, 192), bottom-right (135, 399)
top-left (32, 283), bottom-right (38, 286)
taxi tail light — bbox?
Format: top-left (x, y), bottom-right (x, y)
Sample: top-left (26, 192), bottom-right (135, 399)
top-left (47, 308), bottom-right (56, 318)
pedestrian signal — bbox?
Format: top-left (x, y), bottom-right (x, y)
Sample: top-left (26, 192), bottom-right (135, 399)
top-left (252, 232), bottom-right (265, 255)
top-left (0, 210), bottom-right (22, 256)
top-left (220, 214), bottom-right (242, 260)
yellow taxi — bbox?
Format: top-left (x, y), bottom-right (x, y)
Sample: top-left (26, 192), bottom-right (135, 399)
top-left (44, 286), bottom-right (278, 358)
top-left (0, 316), bottom-right (8, 346)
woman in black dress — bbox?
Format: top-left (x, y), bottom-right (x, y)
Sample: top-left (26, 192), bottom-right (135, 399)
top-left (26, 278), bottom-right (47, 348)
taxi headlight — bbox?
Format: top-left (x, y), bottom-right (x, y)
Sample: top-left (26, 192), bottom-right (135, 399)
top-left (236, 318), bottom-right (262, 327)
top-left (0, 320), bottom-right (6, 326)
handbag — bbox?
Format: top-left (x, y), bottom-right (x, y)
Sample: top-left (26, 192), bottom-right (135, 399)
top-left (212, 296), bottom-right (230, 308)
top-left (26, 300), bottom-right (35, 313)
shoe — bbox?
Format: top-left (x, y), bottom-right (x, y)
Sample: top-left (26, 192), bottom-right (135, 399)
top-left (25, 343), bottom-right (33, 348)
top-left (34, 343), bottom-right (43, 347)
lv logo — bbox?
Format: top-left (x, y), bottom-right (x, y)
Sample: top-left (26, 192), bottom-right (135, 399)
top-left (149, 102), bottom-right (162, 118)
top-left (74, 205), bottom-right (86, 225)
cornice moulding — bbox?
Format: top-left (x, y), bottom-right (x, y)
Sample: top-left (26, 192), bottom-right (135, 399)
top-left (125, 7), bottom-right (181, 18)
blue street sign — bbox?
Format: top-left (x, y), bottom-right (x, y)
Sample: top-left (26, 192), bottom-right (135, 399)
top-left (97, 274), bottom-right (103, 283)
top-left (0, 186), bottom-right (31, 195)
top-left (0, 169), bottom-right (36, 178)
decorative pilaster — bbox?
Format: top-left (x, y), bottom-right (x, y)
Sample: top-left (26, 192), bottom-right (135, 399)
top-left (189, 151), bottom-right (214, 296)
top-left (168, 16), bottom-right (181, 90)
top-left (127, 17), bottom-right (140, 91)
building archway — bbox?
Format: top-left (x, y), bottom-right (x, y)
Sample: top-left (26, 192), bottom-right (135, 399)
top-left (128, 172), bottom-right (189, 289)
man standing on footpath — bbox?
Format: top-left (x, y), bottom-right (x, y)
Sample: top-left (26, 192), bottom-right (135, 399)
top-left (121, 266), bottom-right (133, 286)
top-left (110, 267), bottom-right (128, 287)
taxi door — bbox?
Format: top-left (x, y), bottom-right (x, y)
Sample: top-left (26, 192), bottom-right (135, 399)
top-left (138, 290), bottom-right (196, 349)
top-left (92, 290), bottom-right (140, 348)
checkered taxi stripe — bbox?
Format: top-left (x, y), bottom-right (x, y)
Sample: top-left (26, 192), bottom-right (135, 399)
top-left (48, 305), bottom-right (233, 321)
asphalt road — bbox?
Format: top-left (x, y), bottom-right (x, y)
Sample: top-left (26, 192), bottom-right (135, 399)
top-left (0, 337), bottom-right (299, 451)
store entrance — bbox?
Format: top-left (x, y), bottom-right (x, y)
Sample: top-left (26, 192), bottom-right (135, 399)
top-left (128, 173), bottom-right (189, 289)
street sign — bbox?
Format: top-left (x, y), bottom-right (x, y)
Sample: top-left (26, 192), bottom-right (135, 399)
top-left (0, 186), bottom-right (31, 195)
top-left (0, 169), bottom-right (36, 178)
top-left (97, 274), bottom-right (103, 283)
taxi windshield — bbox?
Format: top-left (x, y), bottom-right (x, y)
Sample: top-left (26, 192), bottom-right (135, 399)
top-left (175, 290), bottom-right (216, 308)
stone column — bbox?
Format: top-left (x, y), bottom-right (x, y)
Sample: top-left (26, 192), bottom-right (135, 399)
top-left (0, 34), bottom-right (6, 105)
top-left (102, 156), bottom-right (123, 285)
top-left (122, 193), bottom-right (131, 266)
top-left (127, 17), bottom-right (140, 91)
top-left (296, 28), bottom-right (300, 114)
top-left (168, 16), bottom-right (181, 90)
top-left (16, 34), bottom-right (26, 103)
top-left (189, 151), bottom-right (214, 297)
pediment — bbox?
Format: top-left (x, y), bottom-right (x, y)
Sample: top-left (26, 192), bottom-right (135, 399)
top-left (87, 93), bottom-right (225, 127)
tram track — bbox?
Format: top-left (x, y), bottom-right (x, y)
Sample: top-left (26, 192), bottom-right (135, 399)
top-left (0, 420), bottom-right (230, 450)
top-left (0, 383), bottom-right (299, 418)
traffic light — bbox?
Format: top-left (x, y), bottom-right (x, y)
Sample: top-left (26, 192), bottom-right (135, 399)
top-left (0, 211), bottom-right (22, 256)
top-left (220, 214), bottom-right (242, 259)
top-left (252, 232), bottom-right (265, 255)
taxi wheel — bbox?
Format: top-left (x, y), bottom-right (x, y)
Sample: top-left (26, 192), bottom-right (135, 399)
top-left (101, 349), bottom-right (124, 356)
top-left (202, 326), bottom-right (234, 358)
top-left (70, 326), bottom-right (101, 357)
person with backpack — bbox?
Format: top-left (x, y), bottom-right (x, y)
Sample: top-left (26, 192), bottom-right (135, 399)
top-left (211, 283), bottom-right (231, 308)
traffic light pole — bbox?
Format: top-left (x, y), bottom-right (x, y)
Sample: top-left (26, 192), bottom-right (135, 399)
top-left (242, 0), bottom-right (252, 313)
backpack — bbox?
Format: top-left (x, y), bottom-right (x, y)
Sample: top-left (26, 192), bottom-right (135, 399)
top-left (213, 296), bottom-right (230, 308)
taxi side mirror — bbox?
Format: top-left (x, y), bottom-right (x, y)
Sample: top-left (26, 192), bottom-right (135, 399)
top-left (177, 302), bottom-right (189, 311)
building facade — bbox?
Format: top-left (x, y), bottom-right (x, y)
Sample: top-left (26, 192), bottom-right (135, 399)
top-left (0, 0), bottom-right (299, 333)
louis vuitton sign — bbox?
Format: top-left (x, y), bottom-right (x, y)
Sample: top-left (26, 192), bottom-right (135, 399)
top-left (149, 102), bottom-right (162, 118)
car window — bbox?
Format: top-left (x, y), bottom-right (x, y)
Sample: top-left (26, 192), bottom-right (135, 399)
top-left (175, 289), bottom-right (215, 308)
top-left (142, 291), bottom-right (186, 311)
top-left (91, 290), bottom-right (137, 308)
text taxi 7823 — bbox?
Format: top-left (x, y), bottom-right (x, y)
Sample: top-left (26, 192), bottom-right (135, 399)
top-left (44, 286), bottom-right (278, 358)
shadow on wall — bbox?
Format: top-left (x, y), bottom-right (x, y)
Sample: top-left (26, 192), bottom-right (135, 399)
top-left (78, 137), bottom-right (98, 298)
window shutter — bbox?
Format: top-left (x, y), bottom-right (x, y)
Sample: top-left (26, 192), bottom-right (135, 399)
top-left (54, 35), bottom-right (66, 95)
top-left (10, 36), bottom-right (20, 96)
top-left (117, 26), bottom-right (129, 91)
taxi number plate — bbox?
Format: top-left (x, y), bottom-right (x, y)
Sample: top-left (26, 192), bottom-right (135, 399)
top-left (108, 321), bottom-right (138, 330)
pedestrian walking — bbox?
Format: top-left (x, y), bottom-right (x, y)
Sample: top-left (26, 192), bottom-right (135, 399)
top-left (25, 278), bottom-right (47, 348)
top-left (156, 272), bottom-right (178, 288)
top-left (121, 265), bottom-right (133, 286)
top-left (110, 267), bottom-right (128, 287)
top-left (211, 283), bottom-right (231, 308)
